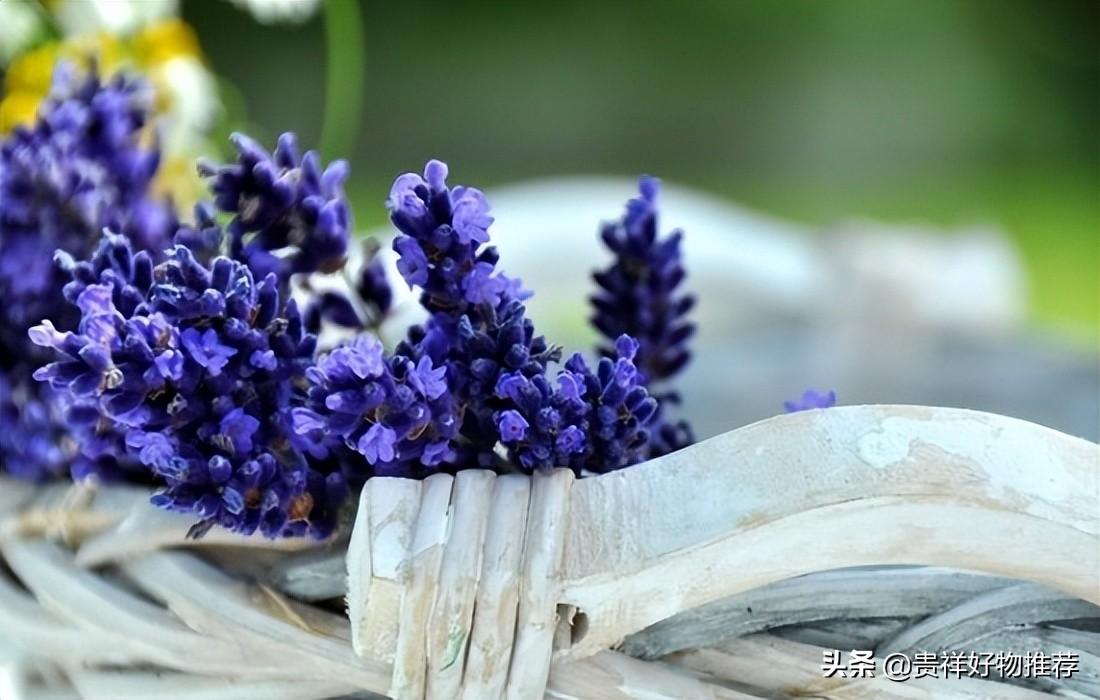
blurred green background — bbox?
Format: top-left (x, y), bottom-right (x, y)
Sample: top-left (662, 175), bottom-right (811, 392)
top-left (186, 0), bottom-right (1098, 342)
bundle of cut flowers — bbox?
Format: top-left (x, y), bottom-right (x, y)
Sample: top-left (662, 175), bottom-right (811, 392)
top-left (2, 66), bottom-right (829, 541)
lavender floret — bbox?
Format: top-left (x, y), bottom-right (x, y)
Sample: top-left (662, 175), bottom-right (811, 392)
top-left (784, 389), bottom-right (837, 413)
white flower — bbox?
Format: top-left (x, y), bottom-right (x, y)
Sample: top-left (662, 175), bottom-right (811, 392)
top-left (0, 2), bottom-right (44, 64)
top-left (228, 0), bottom-right (322, 24)
top-left (52, 0), bottom-right (179, 37)
top-left (150, 56), bottom-right (221, 152)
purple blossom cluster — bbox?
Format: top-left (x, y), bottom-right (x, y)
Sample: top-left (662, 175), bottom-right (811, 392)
top-left (591, 177), bottom-right (696, 456)
top-left (2, 64), bottom-right (371, 537)
top-left (32, 234), bottom-right (345, 538)
top-left (0, 65), bottom-right (176, 481)
top-left (292, 334), bottom-right (459, 478)
top-left (494, 335), bottom-right (658, 472)
top-left (199, 132), bottom-right (351, 282)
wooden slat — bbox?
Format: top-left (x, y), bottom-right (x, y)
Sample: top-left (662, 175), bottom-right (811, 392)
top-left (620, 567), bottom-right (1011, 659)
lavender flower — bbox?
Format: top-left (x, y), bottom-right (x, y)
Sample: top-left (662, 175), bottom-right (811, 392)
top-left (0, 64), bottom-right (175, 481)
top-left (591, 177), bottom-right (695, 456)
top-left (592, 177), bottom-right (695, 382)
top-left (447, 300), bottom-right (563, 467)
top-left (784, 389), bottom-right (837, 413)
top-left (297, 161), bottom-right (659, 477)
top-left (20, 143), bottom-right (687, 538)
top-left (387, 159), bottom-right (525, 324)
top-left (32, 235), bottom-right (345, 538)
top-left (494, 335), bottom-right (657, 474)
top-left (199, 132), bottom-right (352, 281)
top-left (382, 160), bottom-right (565, 469)
top-left (291, 334), bottom-right (460, 478)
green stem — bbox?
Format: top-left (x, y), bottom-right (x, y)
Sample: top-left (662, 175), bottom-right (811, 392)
top-left (30, 1), bottom-right (63, 41)
top-left (319, 0), bottom-right (366, 162)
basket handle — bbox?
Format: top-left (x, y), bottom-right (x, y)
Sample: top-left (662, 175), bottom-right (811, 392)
top-left (346, 405), bottom-right (1100, 698)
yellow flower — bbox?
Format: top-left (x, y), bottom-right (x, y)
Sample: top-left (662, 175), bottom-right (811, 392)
top-left (133, 19), bottom-right (201, 67)
top-left (1, 43), bottom-right (57, 131)
top-left (0, 91), bottom-right (41, 133)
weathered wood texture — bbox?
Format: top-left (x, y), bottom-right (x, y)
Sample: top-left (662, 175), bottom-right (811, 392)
top-left (0, 405), bottom-right (1097, 700)
top-left (667, 634), bottom-right (1061, 700)
top-left (620, 567), bottom-right (1015, 659)
top-left (559, 405), bottom-right (1098, 660)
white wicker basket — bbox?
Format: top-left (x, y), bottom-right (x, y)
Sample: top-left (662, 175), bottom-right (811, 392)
top-left (1, 405), bottom-right (1097, 700)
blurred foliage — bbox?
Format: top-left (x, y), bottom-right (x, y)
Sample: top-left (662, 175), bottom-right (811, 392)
top-left (187, 0), bottom-right (1095, 340)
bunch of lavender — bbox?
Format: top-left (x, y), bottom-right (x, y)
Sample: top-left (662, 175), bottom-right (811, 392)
top-left (295, 161), bottom-right (660, 476)
top-left (591, 177), bottom-right (696, 455)
top-left (0, 64), bottom-right (176, 480)
top-left (32, 234), bottom-right (346, 538)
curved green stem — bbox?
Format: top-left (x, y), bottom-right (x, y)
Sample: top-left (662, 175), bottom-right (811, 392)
top-left (319, 0), bottom-right (365, 161)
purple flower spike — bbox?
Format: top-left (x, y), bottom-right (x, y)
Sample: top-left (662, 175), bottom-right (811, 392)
top-left (491, 336), bottom-right (657, 474)
top-left (591, 177), bottom-right (696, 458)
top-left (199, 131), bottom-right (352, 280)
top-left (297, 333), bottom-right (462, 478)
top-left (784, 389), bottom-right (837, 413)
top-left (387, 159), bottom-right (521, 322)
